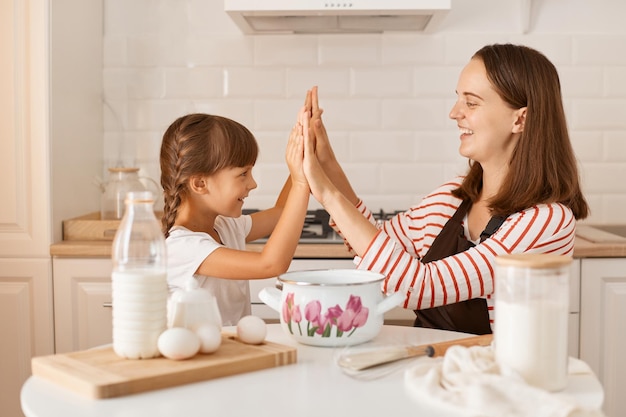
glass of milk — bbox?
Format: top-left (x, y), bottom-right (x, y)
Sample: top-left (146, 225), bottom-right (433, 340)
top-left (494, 254), bottom-right (571, 391)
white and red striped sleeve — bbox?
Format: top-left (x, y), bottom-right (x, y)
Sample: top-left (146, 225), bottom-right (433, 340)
top-left (355, 187), bottom-right (576, 318)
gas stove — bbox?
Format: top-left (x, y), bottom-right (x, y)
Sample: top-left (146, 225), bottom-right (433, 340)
top-left (243, 208), bottom-right (404, 244)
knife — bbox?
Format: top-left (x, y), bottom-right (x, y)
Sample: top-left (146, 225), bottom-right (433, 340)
top-left (336, 334), bottom-right (493, 372)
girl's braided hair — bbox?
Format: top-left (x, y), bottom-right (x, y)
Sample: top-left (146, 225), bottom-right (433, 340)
top-left (159, 113), bottom-right (258, 237)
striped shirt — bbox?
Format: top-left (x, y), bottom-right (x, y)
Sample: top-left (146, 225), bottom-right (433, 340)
top-left (331, 177), bottom-right (576, 326)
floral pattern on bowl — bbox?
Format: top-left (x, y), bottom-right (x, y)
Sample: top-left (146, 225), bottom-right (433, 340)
top-left (282, 292), bottom-right (369, 338)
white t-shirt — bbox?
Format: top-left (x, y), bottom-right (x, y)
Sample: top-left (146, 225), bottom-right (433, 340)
top-left (166, 215), bottom-right (253, 326)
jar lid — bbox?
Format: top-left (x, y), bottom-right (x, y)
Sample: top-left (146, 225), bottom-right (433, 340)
top-left (495, 253), bottom-right (572, 268)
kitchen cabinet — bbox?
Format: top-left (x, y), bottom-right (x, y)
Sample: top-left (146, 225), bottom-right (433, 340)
top-left (52, 258), bottom-right (113, 354)
top-left (52, 256), bottom-right (581, 355)
top-left (1, 1), bottom-right (56, 416)
top-left (580, 258), bottom-right (626, 417)
top-left (51, 256), bottom-right (416, 354)
top-left (0, 260), bottom-right (54, 417)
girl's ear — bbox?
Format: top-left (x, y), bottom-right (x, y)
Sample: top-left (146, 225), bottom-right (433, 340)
top-left (512, 107), bottom-right (527, 133)
top-left (189, 175), bottom-right (208, 194)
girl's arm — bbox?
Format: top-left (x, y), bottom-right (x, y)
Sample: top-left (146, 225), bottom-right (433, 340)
top-left (246, 177), bottom-right (291, 243)
top-left (194, 108), bottom-right (311, 280)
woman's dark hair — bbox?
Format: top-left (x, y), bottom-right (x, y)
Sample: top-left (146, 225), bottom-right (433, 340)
top-left (452, 43), bottom-right (589, 219)
top-left (160, 113), bottom-right (259, 237)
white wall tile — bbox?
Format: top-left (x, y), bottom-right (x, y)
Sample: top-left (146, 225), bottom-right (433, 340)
top-left (187, 36), bottom-right (254, 66)
top-left (414, 66), bottom-right (460, 97)
top-left (601, 194), bottom-right (626, 223)
top-left (103, 36), bottom-right (127, 67)
top-left (571, 99), bottom-right (626, 130)
top-left (352, 68), bottom-right (413, 97)
top-left (382, 99), bottom-right (448, 130)
top-left (380, 163), bottom-right (445, 195)
top-left (225, 68), bottom-right (286, 97)
top-left (581, 163), bottom-right (626, 193)
top-left (192, 100), bottom-right (254, 128)
top-left (101, 0), bottom-right (626, 221)
top-left (381, 35), bottom-right (445, 65)
top-left (286, 69), bottom-right (351, 98)
top-left (254, 99), bottom-right (307, 130)
top-left (254, 36), bottom-right (318, 66)
top-left (605, 132), bottom-right (626, 162)
top-left (164, 68), bottom-right (222, 98)
top-left (507, 35), bottom-right (573, 66)
top-left (349, 132), bottom-right (415, 162)
top-left (415, 131), bottom-right (462, 162)
top-left (318, 35), bottom-right (381, 65)
top-left (570, 131), bottom-right (604, 163)
top-left (317, 99), bottom-right (380, 130)
top-left (574, 35), bottom-right (626, 65)
top-left (559, 67), bottom-right (604, 98)
top-left (605, 67), bottom-right (626, 97)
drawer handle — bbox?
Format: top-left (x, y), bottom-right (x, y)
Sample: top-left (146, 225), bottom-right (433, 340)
top-left (103, 302), bottom-right (112, 308)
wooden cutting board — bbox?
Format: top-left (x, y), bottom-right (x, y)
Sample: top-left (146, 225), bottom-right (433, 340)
top-left (31, 334), bottom-right (296, 399)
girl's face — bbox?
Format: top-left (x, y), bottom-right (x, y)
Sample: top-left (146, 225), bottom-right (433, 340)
top-left (448, 58), bottom-right (525, 171)
top-left (204, 165), bottom-right (257, 217)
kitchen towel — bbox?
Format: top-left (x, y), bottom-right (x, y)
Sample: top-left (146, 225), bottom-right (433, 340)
top-left (404, 344), bottom-right (606, 417)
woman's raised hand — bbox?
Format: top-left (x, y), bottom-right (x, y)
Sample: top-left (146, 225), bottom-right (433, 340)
top-left (302, 107), bottom-right (335, 206)
top-left (306, 86), bottom-right (338, 167)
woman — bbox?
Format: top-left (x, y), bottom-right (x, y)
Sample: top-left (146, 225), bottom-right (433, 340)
top-left (301, 44), bottom-right (589, 334)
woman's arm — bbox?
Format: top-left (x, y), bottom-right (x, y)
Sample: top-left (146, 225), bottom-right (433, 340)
top-left (362, 202), bottom-right (576, 310)
top-left (307, 86), bottom-right (360, 206)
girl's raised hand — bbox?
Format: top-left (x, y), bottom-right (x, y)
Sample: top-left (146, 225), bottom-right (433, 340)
top-left (285, 106), bottom-right (309, 190)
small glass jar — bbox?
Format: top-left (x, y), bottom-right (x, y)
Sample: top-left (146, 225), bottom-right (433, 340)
top-left (494, 253), bottom-right (571, 391)
top-left (100, 167), bottom-right (158, 220)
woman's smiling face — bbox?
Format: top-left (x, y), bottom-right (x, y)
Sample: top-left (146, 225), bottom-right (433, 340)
top-left (449, 57), bottom-right (525, 171)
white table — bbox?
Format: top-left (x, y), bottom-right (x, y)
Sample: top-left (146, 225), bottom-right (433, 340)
top-left (21, 325), bottom-right (603, 417)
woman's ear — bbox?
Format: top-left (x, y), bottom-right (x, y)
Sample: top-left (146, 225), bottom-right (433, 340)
top-left (512, 107), bottom-right (527, 133)
top-left (188, 175), bottom-right (208, 194)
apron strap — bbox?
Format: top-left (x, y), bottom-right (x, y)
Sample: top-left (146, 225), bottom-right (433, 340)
top-left (413, 201), bottom-right (505, 334)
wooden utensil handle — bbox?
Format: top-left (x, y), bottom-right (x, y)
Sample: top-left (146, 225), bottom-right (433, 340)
top-left (428, 334), bottom-right (493, 357)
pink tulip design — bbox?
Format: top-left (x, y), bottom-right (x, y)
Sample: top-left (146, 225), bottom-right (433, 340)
top-left (283, 293), bottom-right (368, 338)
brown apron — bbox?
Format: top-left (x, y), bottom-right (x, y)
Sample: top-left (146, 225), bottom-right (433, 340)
top-left (413, 200), bottom-right (505, 335)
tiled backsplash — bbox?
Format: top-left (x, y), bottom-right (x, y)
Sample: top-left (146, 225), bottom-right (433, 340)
top-left (102, 0), bottom-right (626, 223)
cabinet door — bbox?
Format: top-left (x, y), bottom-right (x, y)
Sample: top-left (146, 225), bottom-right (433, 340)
top-left (53, 258), bottom-right (113, 353)
top-left (0, 259), bottom-right (53, 417)
top-left (580, 258), bottom-right (626, 417)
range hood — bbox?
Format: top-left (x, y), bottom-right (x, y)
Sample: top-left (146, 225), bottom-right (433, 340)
top-left (224, 0), bottom-right (451, 34)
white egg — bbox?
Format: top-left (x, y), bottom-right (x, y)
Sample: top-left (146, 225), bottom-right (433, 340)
top-left (157, 327), bottom-right (200, 360)
top-left (194, 323), bottom-right (222, 353)
top-left (237, 315), bottom-right (267, 345)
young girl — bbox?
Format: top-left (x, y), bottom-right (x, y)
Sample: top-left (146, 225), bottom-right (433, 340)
top-left (301, 44), bottom-right (589, 334)
top-left (160, 108), bottom-right (310, 325)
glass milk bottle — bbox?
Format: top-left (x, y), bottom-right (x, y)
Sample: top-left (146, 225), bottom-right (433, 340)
top-left (494, 254), bottom-right (571, 391)
top-left (111, 191), bottom-right (167, 359)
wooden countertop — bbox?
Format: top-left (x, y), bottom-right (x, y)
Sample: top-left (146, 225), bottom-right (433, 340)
top-left (50, 237), bottom-right (626, 259)
top-left (49, 241), bottom-right (354, 259)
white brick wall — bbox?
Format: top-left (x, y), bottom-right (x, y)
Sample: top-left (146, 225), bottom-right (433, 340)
top-left (102, 0), bottom-right (626, 223)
